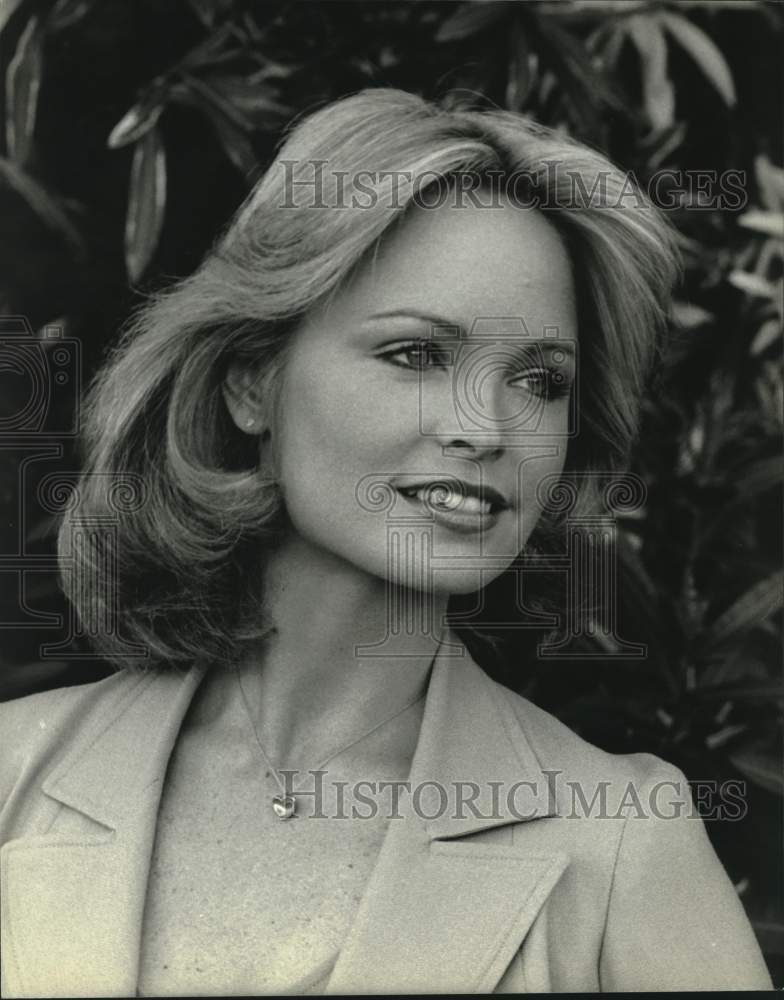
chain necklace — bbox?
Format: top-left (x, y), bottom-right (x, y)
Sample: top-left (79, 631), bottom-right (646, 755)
top-left (235, 662), bottom-right (432, 820)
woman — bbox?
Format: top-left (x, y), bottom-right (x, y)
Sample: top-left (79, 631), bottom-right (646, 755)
top-left (0, 89), bottom-right (772, 996)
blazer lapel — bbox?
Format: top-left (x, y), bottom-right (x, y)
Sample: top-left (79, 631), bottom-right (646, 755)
top-left (1, 665), bottom-right (207, 999)
top-left (3, 639), bottom-right (568, 997)
top-left (325, 631), bottom-right (569, 995)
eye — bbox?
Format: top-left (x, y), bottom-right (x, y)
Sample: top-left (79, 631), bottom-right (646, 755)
top-left (510, 366), bottom-right (572, 400)
top-left (379, 339), bottom-right (453, 372)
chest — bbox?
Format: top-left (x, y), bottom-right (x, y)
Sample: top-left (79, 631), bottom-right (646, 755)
top-left (136, 728), bottom-right (396, 996)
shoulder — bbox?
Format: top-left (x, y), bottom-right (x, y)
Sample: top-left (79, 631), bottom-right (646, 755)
top-left (491, 676), bottom-right (682, 794)
top-left (0, 668), bottom-right (146, 736)
top-left (489, 681), bottom-right (774, 988)
top-left (0, 670), bottom-right (151, 802)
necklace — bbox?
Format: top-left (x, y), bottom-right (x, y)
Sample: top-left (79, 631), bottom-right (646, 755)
top-left (235, 663), bottom-right (432, 820)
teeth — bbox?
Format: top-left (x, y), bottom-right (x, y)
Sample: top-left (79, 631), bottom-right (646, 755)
top-left (407, 487), bottom-right (493, 515)
top-left (423, 487), bottom-right (462, 510)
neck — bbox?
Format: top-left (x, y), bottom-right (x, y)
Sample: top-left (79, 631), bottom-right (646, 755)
top-left (227, 532), bottom-right (451, 774)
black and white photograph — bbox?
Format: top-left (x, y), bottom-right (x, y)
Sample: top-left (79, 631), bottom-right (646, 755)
top-left (0, 0), bottom-right (781, 995)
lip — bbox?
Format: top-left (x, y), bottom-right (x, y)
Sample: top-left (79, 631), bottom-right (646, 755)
top-left (394, 477), bottom-right (509, 535)
top-left (397, 491), bottom-right (504, 533)
top-left (394, 477), bottom-right (509, 510)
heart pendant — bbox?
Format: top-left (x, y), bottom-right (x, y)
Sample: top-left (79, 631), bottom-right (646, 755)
top-left (272, 794), bottom-right (296, 820)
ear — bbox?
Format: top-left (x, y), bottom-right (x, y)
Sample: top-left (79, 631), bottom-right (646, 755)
top-left (222, 359), bottom-right (273, 435)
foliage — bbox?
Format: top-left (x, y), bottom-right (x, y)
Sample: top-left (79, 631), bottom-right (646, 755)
top-left (0, 0), bottom-right (782, 980)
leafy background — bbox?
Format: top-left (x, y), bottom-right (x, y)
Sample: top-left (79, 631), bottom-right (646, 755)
top-left (0, 0), bottom-right (781, 983)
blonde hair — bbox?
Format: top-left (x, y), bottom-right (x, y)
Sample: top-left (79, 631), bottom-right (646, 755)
top-left (58, 88), bottom-right (680, 670)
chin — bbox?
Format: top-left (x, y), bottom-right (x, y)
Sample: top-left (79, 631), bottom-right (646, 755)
top-left (434, 569), bottom-right (503, 596)
top-left (380, 563), bottom-right (501, 597)
top-left (357, 535), bottom-right (515, 596)
top-left (315, 526), bottom-right (514, 597)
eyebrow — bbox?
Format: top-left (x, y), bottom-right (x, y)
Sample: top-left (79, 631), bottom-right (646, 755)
top-left (368, 309), bottom-right (458, 328)
top-left (365, 309), bottom-right (576, 354)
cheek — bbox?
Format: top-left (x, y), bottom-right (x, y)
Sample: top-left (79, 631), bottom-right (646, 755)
top-left (274, 366), bottom-right (408, 523)
top-left (511, 442), bottom-right (569, 539)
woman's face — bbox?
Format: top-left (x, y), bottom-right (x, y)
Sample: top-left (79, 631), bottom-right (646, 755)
top-left (254, 195), bottom-right (577, 595)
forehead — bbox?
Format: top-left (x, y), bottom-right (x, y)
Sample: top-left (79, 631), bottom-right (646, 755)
top-left (325, 196), bottom-right (578, 340)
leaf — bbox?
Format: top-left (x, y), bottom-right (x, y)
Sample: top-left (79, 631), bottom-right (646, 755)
top-left (675, 0), bottom-right (765, 7)
top-left (698, 681), bottom-right (784, 702)
top-left (187, 0), bottom-right (217, 28)
top-left (108, 97), bottom-right (165, 149)
top-left (505, 20), bottom-right (531, 111)
top-left (728, 270), bottom-right (780, 300)
top-left (25, 512), bottom-right (59, 543)
top-left (755, 154), bottom-right (784, 211)
top-left (705, 722), bottom-right (748, 750)
top-left (659, 11), bottom-right (736, 107)
top-left (626, 15), bottom-right (675, 131)
top-left (737, 209), bottom-right (784, 239)
top-left (591, 22), bottom-right (625, 69)
top-left (644, 120), bottom-right (687, 171)
top-left (618, 530), bottom-right (658, 604)
top-left (732, 455), bottom-right (783, 499)
top-left (728, 746), bottom-right (784, 795)
top-left (701, 572), bottom-right (784, 652)
top-left (178, 22), bottom-right (236, 72)
top-left (169, 81), bottom-right (258, 178)
top-left (203, 108), bottom-right (258, 177)
top-left (240, 10), bottom-right (266, 43)
top-left (671, 300), bottom-right (714, 329)
top-left (435, 1), bottom-right (510, 43)
top-left (699, 644), bottom-right (770, 688)
top-left (247, 59), bottom-right (299, 84)
top-left (544, 0), bottom-right (647, 15)
top-left (0, 0), bottom-right (25, 35)
top-left (124, 126), bottom-right (166, 284)
top-left (750, 921), bottom-right (784, 957)
top-left (5, 14), bottom-right (43, 166)
top-left (754, 238), bottom-right (784, 287)
top-left (179, 72), bottom-right (255, 131)
top-left (755, 362), bottom-right (784, 429)
top-left (751, 319), bottom-right (782, 356)
top-left (535, 14), bottom-right (623, 131)
top-left (186, 0), bottom-right (233, 29)
top-left (0, 156), bottom-right (84, 255)
top-left (46, 0), bottom-right (95, 32)
top-left (199, 73), bottom-right (291, 129)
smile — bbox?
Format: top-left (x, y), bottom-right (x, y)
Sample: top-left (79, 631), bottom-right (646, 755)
top-left (395, 480), bottom-right (509, 533)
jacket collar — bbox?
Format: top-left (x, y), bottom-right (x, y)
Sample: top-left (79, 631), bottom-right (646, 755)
top-left (3, 631), bottom-right (568, 997)
top-left (324, 629), bottom-right (568, 994)
top-left (410, 630), bottom-right (560, 840)
top-left (41, 665), bottom-right (209, 830)
top-left (42, 630), bottom-right (561, 839)
top-left (2, 666), bottom-right (208, 999)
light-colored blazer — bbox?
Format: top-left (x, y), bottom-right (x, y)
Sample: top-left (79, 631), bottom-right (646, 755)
top-left (0, 633), bottom-right (773, 996)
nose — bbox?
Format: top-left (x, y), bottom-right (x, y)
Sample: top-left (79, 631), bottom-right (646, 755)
top-left (439, 433), bottom-right (504, 462)
top-left (427, 377), bottom-right (508, 461)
